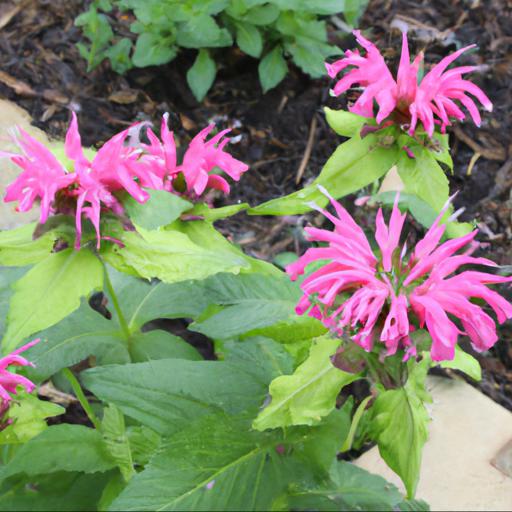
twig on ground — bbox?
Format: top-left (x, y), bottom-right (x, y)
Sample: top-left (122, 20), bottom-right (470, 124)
top-left (295, 114), bottom-right (318, 184)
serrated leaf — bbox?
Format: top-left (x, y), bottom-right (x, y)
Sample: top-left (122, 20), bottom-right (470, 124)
top-left (110, 413), bottom-right (291, 511)
top-left (186, 49), bottom-right (216, 102)
top-left (235, 21), bottom-right (262, 57)
top-left (253, 337), bottom-right (361, 429)
top-left (101, 405), bottom-right (135, 482)
top-left (3, 248), bottom-right (103, 353)
top-left (82, 354), bottom-right (274, 435)
top-left (439, 345), bottom-right (481, 381)
top-left (0, 472), bottom-right (110, 511)
top-left (258, 46), bottom-right (288, 93)
top-left (0, 424), bottom-right (115, 481)
top-left (190, 272), bottom-right (300, 339)
top-left (250, 132), bottom-right (398, 215)
top-left (289, 460), bottom-right (405, 511)
top-left (114, 227), bottom-right (247, 284)
top-left (124, 190), bottom-right (192, 230)
top-left (369, 358), bottom-right (431, 498)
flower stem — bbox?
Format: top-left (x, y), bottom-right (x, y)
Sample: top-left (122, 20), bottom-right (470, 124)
top-left (62, 368), bottom-right (101, 430)
top-left (103, 265), bottom-right (131, 342)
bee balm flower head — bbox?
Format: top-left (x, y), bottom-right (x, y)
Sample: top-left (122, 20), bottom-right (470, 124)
top-left (327, 31), bottom-right (492, 137)
top-left (287, 187), bottom-right (512, 361)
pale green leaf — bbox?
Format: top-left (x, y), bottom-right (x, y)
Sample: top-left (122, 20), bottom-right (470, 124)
top-left (0, 224), bottom-right (54, 266)
top-left (253, 337), bottom-right (361, 429)
top-left (3, 248), bottom-right (103, 352)
top-left (113, 227), bottom-right (247, 284)
top-left (324, 107), bottom-right (373, 138)
top-left (369, 358), bottom-right (431, 498)
top-left (439, 345), bottom-right (481, 381)
top-left (0, 391), bottom-right (64, 445)
top-left (250, 133), bottom-right (398, 215)
top-left (130, 330), bottom-right (202, 362)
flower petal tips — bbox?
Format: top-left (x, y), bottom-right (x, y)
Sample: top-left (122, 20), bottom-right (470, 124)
top-left (327, 31), bottom-right (492, 136)
top-left (287, 189), bottom-right (512, 361)
top-left (0, 339), bottom-right (40, 417)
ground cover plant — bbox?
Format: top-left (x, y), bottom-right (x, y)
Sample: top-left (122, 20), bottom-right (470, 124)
top-left (75, 0), bottom-right (368, 99)
top-left (0, 2), bottom-right (512, 511)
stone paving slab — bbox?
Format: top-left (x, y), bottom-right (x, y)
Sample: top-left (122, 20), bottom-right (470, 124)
top-left (0, 99), bottom-right (45, 229)
top-left (356, 376), bottom-right (512, 511)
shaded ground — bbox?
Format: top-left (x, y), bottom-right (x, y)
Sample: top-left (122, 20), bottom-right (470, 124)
top-left (0, 0), bottom-right (511, 409)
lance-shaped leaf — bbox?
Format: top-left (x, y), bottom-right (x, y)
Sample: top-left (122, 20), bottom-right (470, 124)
top-left (82, 339), bottom-right (289, 436)
top-left (0, 424), bottom-right (115, 482)
top-left (249, 132), bottom-right (398, 216)
top-left (369, 357), bottom-right (432, 498)
top-left (110, 412), bottom-right (292, 512)
top-left (253, 337), bottom-right (361, 430)
top-left (439, 345), bottom-right (481, 381)
top-left (190, 272), bottom-right (300, 339)
top-left (3, 248), bottom-right (103, 352)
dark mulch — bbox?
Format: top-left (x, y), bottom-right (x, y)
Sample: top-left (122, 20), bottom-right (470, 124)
top-left (1, 0), bottom-right (511, 410)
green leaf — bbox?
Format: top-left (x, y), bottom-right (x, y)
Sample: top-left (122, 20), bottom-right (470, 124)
top-left (127, 425), bottom-right (161, 467)
top-left (369, 357), bottom-right (431, 498)
top-left (243, 315), bottom-right (328, 345)
top-left (130, 330), bottom-right (202, 362)
top-left (258, 46), bottom-right (288, 93)
top-left (190, 272), bottom-right (300, 339)
top-left (101, 405), bottom-right (135, 482)
top-left (396, 146), bottom-right (449, 214)
top-left (235, 21), bottom-right (262, 57)
top-left (82, 355), bottom-right (273, 435)
top-left (439, 345), bottom-right (482, 381)
top-left (114, 227), bottom-right (247, 284)
top-left (286, 37), bottom-right (340, 78)
top-left (397, 498), bottom-right (431, 511)
top-left (0, 267), bottom-right (26, 338)
top-left (343, 0), bottom-right (370, 26)
top-left (430, 132), bottom-right (453, 170)
top-left (177, 14), bottom-right (232, 48)
top-left (186, 202), bottom-right (249, 222)
top-left (186, 49), bottom-right (217, 102)
top-left (250, 132), bottom-right (398, 215)
top-left (106, 37), bottom-right (133, 74)
top-left (0, 472), bottom-right (111, 512)
top-left (243, 4), bottom-right (280, 25)
top-left (324, 107), bottom-right (373, 138)
top-left (0, 224), bottom-right (54, 266)
top-left (3, 248), bottom-right (103, 353)
top-left (110, 413), bottom-right (291, 511)
top-left (124, 190), bottom-right (192, 230)
top-left (98, 472), bottom-right (127, 512)
top-left (0, 391), bottom-right (64, 445)
top-left (253, 336), bottom-right (361, 430)
top-left (132, 32), bottom-right (177, 67)
top-left (0, 424), bottom-right (115, 481)
top-left (289, 460), bottom-right (404, 511)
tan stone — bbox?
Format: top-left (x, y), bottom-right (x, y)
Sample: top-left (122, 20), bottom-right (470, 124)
top-left (356, 376), bottom-right (512, 511)
top-left (0, 99), bottom-right (47, 229)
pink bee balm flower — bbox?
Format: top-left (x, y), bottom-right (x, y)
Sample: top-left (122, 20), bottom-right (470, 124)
top-left (0, 339), bottom-right (40, 417)
top-left (287, 187), bottom-right (512, 361)
top-left (142, 115), bottom-right (249, 197)
top-left (327, 31), bottom-right (492, 136)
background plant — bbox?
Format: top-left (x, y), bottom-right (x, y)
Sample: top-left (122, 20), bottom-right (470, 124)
top-left (75, 0), bottom-right (368, 100)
